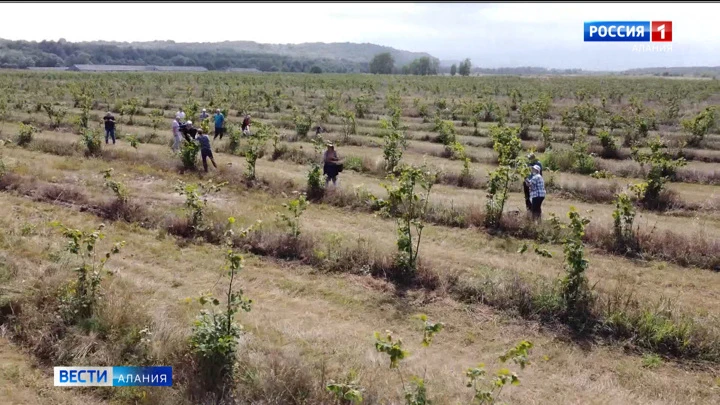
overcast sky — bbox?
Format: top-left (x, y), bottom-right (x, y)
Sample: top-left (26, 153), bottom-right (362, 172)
top-left (1, 2), bottom-right (718, 70)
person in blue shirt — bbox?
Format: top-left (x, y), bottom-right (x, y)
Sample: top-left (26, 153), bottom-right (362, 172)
top-left (523, 153), bottom-right (543, 211)
top-left (213, 109), bottom-right (226, 140)
top-left (195, 130), bottom-right (218, 172)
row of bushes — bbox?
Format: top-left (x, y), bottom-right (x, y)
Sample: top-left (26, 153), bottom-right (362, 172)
top-left (2, 166), bottom-right (718, 369)
top-left (6, 128), bottom-right (720, 271)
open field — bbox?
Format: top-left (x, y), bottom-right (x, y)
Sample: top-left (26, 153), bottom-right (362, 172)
top-left (0, 71), bottom-right (719, 405)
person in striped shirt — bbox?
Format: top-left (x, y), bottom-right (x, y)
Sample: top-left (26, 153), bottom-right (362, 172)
top-left (526, 164), bottom-right (546, 220)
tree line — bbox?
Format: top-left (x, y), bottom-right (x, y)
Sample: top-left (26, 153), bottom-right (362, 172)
top-left (0, 39), bottom-right (368, 73)
top-left (369, 52), bottom-right (441, 76)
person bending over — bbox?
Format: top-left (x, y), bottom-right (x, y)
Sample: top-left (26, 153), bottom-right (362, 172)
top-left (195, 130), bottom-right (218, 172)
top-left (179, 120), bottom-right (198, 142)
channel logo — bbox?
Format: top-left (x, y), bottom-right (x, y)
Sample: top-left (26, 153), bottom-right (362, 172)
top-left (584, 21), bottom-right (672, 42)
top-left (54, 366), bottom-right (172, 387)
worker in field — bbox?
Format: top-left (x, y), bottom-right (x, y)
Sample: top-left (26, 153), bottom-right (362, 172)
top-left (176, 108), bottom-right (186, 123)
top-left (179, 120), bottom-right (198, 142)
top-left (526, 164), bottom-right (546, 221)
top-left (323, 143), bottom-right (343, 187)
top-left (523, 153), bottom-right (543, 211)
top-left (195, 130), bottom-right (218, 172)
top-left (242, 114), bottom-right (251, 135)
top-left (213, 108), bottom-right (226, 140)
top-left (103, 111), bottom-right (116, 145)
top-left (171, 117), bottom-right (182, 153)
top-left (199, 108), bottom-right (209, 121)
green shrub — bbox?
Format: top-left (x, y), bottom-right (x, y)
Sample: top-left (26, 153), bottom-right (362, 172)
top-left (375, 165), bottom-right (436, 275)
top-left (190, 249), bottom-right (252, 391)
top-left (293, 109), bottom-right (312, 137)
top-left (175, 180), bottom-right (226, 235)
top-left (485, 125), bottom-right (525, 228)
top-left (681, 107), bottom-right (715, 147)
top-left (227, 124), bottom-right (241, 155)
top-left (50, 221), bottom-right (125, 324)
top-left (81, 129), bottom-right (103, 157)
top-left (598, 130), bottom-right (619, 159)
top-left (381, 118), bottom-right (407, 174)
top-left (277, 193), bottom-right (309, 238)
top-left (630, 137), bottom-right (687, 210)
top-left (102, 168), bottom-right (128, 205)
top-left (612, 193), bottom-right (639, 254)
top-left (540, 136), bottom-right (595, 175)
top-left (180, 139), bottom-right (200, 170)
top-left (17, 123), bottom-right (38, 147)
top-left (306, 137), bottom-right (326, 200)
top-left (561, 208), bottom-right (594, 326)
top-left (244, 122), bottom-right (274, 181)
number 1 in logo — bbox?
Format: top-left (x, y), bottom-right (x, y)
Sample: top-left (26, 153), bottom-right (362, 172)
top-left (651, 21), bottom-right (672, 42)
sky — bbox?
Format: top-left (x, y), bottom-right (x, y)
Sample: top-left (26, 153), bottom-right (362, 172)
top-left (0, 2), bottom-right (719, 70)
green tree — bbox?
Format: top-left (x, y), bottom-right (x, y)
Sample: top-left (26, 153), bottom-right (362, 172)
top-left (450, 64), bottom-right (457, 76)
top-left (458, 58), bottom-right (472, 76)
top-left (370, 52), bottom-right (395, 74)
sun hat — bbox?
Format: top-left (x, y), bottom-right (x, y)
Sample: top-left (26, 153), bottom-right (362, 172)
top-left (532, 165), bottom-right (541, 172)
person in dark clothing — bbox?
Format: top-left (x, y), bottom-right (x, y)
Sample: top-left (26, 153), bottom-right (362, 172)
top-left (103, 112), bottom-right (116, 144)
top-left (195, 130), bottom-right (218, 172)
top-left (179, 120), bottom-right (198, 142)
top-left (523, 153), bottom-right (543, 211)
top-left (241, 114), bottom-right (251, 135)
top-left (322, 143), bottom-right (342, 187)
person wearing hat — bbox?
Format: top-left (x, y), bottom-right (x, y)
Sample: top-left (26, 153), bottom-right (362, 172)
top-left (199, 108), bottom-right (209, 121)
top-left (526, 164), bottom-right (546, 220)
top-left (322, 143), bottom-right (342, 187)
top-left (213, 108), bottom-right (226, 140)
top-left (179, 120), bottom-right (198, 142)
top-left (523, 153), bottom-right (543, 211)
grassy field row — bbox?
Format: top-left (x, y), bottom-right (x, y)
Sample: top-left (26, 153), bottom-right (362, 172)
top-left (3, 138), bottom-right (720, 360)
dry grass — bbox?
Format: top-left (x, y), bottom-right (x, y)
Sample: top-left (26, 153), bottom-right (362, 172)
top-left (3, 72), bottom-right (720, 404)
top-left (1, 194), bottom-right (719, 405)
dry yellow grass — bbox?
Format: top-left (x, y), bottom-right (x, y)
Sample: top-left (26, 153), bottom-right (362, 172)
top-left (0, 194), bottom-right (718, 405)
top-left (3, 141), bottom-right (720, 319)
top-left (0, 338), bottom-right (110, 405)
top-left (2, 73), bottom-right (720, 405)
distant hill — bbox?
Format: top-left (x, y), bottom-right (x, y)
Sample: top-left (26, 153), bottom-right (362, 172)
top-left (1, 37), bottom-right (718, 78)
top-left (0, 38), bottom-right (436, 73)
top-left (62, 40), bottom-right (434, 68)
top-left (619, 66), bottom-right (720, 77)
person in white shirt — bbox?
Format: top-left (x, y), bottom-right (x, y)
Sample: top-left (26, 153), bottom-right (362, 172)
top-left (176, 108), bottom-right (186, 123)
top-left (171, 118), bottom-right (182, 153)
